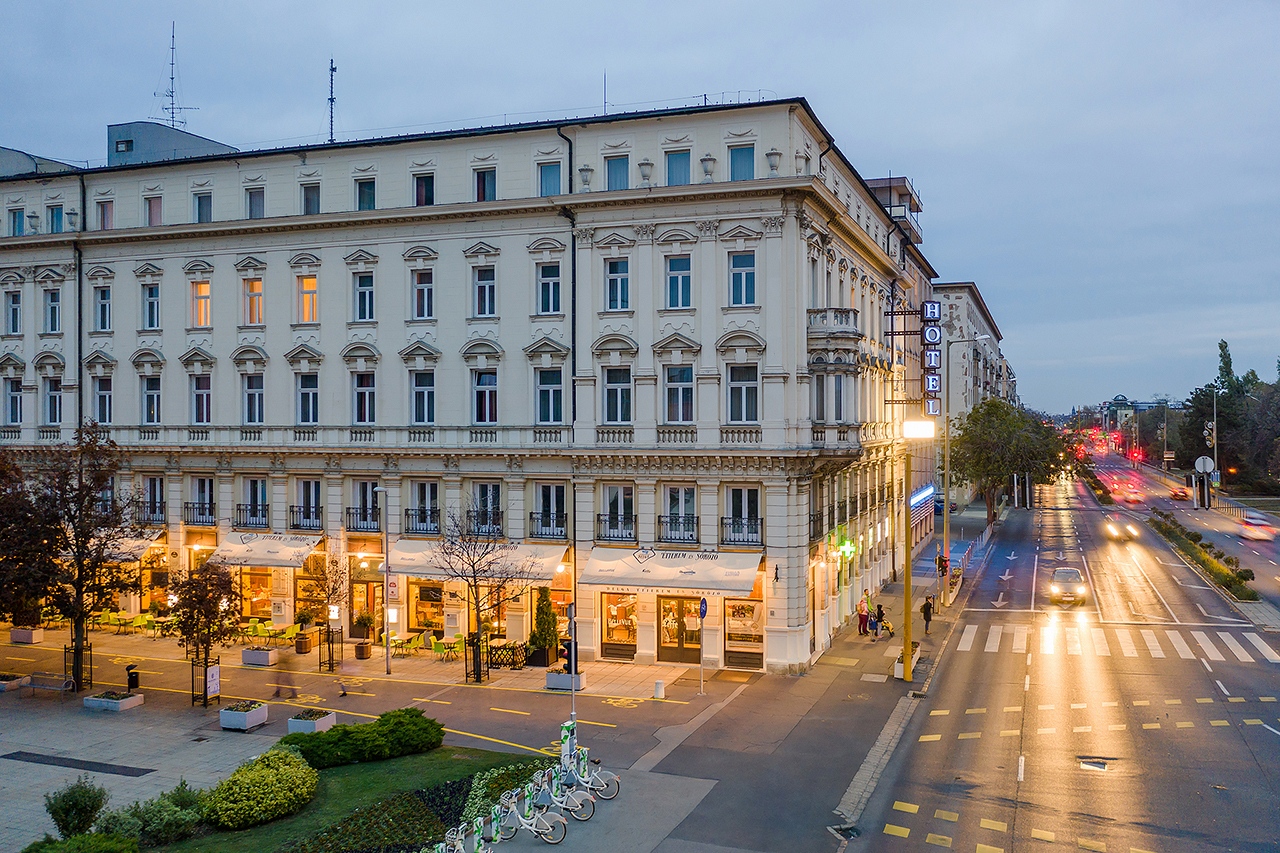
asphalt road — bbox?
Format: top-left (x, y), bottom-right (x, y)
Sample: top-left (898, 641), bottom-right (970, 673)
top-left (848, 475), bottom-right (1280, 853)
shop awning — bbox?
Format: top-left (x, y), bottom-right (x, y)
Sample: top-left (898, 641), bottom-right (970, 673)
top-left (205, 533), bottom-right (324, 569)
top-left (106, 529), bottom-right (164, 563)
top-left (388, 540), bottom-right (568, 582)
top-left (579, 547), bottom-right (763, 597)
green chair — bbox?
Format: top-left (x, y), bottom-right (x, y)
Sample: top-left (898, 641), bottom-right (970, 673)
top-left (143, 614), bottom-right (157, 638)
top-left (450, 636), bottom-right (465, 661)
top-left (280, 624), bottom-right (300, 646)
top-left (432, 638), bottom-right (449, 660)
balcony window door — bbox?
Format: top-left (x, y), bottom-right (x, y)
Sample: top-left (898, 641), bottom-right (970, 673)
top-left (473, 482), bottom-right (501, 533)
top-left (602, 484), bottom-right (634, 538)
top-left (665, 366), bottom-right (694, 423)
top-left (663, 486), bottom-right (697, 542)
top-left (411, 371), bottom-right (435, 425)
top-left (534, 483), bottom-right (566, 537)
top-left (535, 369), bottom-right (562, 425)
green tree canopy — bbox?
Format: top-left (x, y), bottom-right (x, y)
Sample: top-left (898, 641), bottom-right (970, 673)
top-left (951, 398), bottom-right (1067, 521)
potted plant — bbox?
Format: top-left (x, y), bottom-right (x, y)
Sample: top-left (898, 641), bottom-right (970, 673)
top-left (84, 689), bottom-right (144, 711)
top-left (9, 598), bottom-right (44, 644)
top-left (288, 707), bottom-right (337, 734)
top-left (352, 610), bottom-right (375, 641)
top-left (545, 663), bottom-right (585, 692)
top-left (0, 673), bottom-right (32, 692)
top-left (220, 699), bottom-right (268, 731)
top-left (527, 587), bottom-right (560, 668)
top-left (241, 645), bottom-right (278, 667)
top-left (295, 609), bottom-right (316, 654)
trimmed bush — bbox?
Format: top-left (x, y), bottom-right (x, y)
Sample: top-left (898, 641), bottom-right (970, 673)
top-left (94, 779), bottom-right (204, 847)
top-left (1147, 512), bottom-right (1260, 600)
top-left (460, 758), bottom-right (556, 823)
top-left (278, 708), bottom-right (444, 770)
top-left (44, 776), bottom-right (110, 839)
top-left (203, 748), bottom-right (318, 830)
top-left (21, 835), bottom-right (139, 853)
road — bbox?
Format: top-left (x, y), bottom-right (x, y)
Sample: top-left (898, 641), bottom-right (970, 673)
top-left (848, 474), bottom-right (1280, 853)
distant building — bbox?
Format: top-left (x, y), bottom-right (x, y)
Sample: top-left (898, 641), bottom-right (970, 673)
top-left (107, 122), bottom-right (238, 167)
top-left (0, 147), bottom-right (76, 179)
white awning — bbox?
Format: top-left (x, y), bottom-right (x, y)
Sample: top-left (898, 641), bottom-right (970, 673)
top-left (388, 540), bottom-right (568, 582)
top-left (106, 529), bottom-right (164, 563)
top-left (205, 533), bottom-right (324, 569)
top-left (580, 547), bottom-right (763, 597)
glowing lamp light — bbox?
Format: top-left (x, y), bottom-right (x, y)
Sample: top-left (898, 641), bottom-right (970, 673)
top-left (167, 594), bottom-right (178, 607)
top-left (556, 563), bottom-right (566, 575)
top-left (327, 605), bottom-right (340, 620)
top-left (904, 419), bottom-right (936, 439)
top-left (359, 561), bottom-right (369, 569)
top-left (387, 607), bottom-right (399, 623)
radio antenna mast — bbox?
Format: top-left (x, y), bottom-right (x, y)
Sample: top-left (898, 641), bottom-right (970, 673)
top-left (150, 22), bottom-right (197, 128)
top-left (328, 58), bottom-right (337, 143)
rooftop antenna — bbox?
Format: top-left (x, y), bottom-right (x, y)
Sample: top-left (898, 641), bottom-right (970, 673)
top-left (328, 58), bottom-right (337, 143)
top-left (603, 70), bottom-right (607, 115)
top-left (149, 22), bottom-right (197, 128)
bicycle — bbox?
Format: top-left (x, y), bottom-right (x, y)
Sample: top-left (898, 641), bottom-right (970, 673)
top-left (435, 817), bottom-right (493, 853)
top-left (496, 784), bottom-right (568, 844)
top-left (564, 746), bottom-right (620, 800)
top-left (537, 765), bottom-right (595, 821)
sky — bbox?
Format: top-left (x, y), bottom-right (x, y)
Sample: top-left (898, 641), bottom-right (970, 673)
top-left (4, 1), bottom-right (1278, 414)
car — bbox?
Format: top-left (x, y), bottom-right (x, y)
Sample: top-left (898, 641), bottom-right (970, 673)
top-left (1120, 490), bottom-right (1144, 503)
top-left (1050, 568), bottom-right (1087, 605)
top-left (1103, 513), bottom-right (1139, 541)
top-left (1169, 487), bottom-right (1190, 500)
top-left (1240, 513), bottom-right (1277, 541)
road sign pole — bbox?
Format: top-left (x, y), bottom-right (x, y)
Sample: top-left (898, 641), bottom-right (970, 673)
top-left (697, 597), bottom-right (707, 696)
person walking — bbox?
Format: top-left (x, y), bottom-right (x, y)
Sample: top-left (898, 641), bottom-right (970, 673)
top-left (856, 596), bottom-right (869, 636)
top-left (921, 595), bottom-right (934, 635)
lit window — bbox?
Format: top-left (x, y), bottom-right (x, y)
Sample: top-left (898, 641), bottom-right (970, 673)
top-left (297, 275), bottom-right (318, 323)
top-left (191, 281), bottom-right (211, 328)
top-left (243, 278), bottom-right (263, 325)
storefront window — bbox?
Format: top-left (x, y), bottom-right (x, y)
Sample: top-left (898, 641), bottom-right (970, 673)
top-left (349, 555), bottom-right (384, 634)
top-left (140, 550), bottom-right (170, 614)
top-left (240, 568), bottom-right (272, 619)
top-left (725, 572), bottom-right (766, 669)
top-left (601, 593), bottom-right (637, 658)
top-left (483, 590), bottom-right (507, 638)
top-left (410, 581), bottom-right (444, 633)
top-left (293, 552), bottom-right (330, 620)
top-left (549, 570), bottom-right (573, 638)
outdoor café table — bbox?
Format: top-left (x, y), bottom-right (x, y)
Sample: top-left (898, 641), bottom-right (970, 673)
top-left (151, 616), bottom-right (175, 638)
top-left (390, 632), bottom-right (418, 657)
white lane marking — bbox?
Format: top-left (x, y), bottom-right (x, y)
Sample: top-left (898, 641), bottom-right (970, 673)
top-left (1012, 625), bottom-right (1028, 654)
top-left (958, 624), bottom-right (979, 652)
top-left (1216, 679), bottom-right (1230, 696)
top-left (1065, 626), bottom-right (1082, 655)
top-left (1115, 628), bottom-right (1138, 657)
top-left (985, 625), bottom-right (1003, 653)
top-left (1218, 633), bottom-right (1255, 663)
top-left (1018, 754), bottom-right (1025, 782)
top-left (1091, 627), bottom-right (1111, 656)
top-left (1131, 553), bottom-right (1180, 623)
top-left (1166, 631), bottom-right (1195, 659)
top-left (1024, 674), bottom-right (1030, 692)
top-left (1263, 724), bottom-right (1280, 737)
top-left (1202, 658), bottom-right (1214, 673)
top-left (1244, 633), bottom-right (1280, 663)
top-left (1040, 626), bottom-right (1055, 655)
top-left (1192, 631), bottom-right (1226, 661)
top-left (1031, 552), bottom-right (1038, 611)
top-left (1141, 630), bottom-right (1165, 658)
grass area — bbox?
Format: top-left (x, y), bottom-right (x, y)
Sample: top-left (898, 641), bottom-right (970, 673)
top-left (155, 747), bottom-right (525, 853)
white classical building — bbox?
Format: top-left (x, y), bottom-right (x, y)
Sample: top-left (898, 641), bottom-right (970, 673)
top-left (0, 98), bottom-right (937, 673)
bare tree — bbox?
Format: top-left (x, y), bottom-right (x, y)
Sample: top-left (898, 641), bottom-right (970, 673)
top-left (297, 546), bottom-right (350, 624)
top-left (171, 562), bottom-right (241, 706)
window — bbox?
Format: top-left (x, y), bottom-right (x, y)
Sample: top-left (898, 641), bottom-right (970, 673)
top-left (301, 183), bottom-right (320, 215)
top-left (535, 369), bottom-right (562, 424)
top-left (47, 205), bottom-right (63, 234)
top-left (663, 485), bottom-right (697, 542)
top-left (605, 156), bottom-right (629, 191)
top-left (145, 196), bottom-right (162, 227)
top-left (44, 377), bottom-right (62, 425)
top-left (96, 201), bottom-right (113, 230)
top-left (538, 162), bottom-right (561, 197)
top-left (5, 379), bottom-right (21, 425)
top-left (728, 365), bottom-right (759, 423)
top-left (603, 367), bottom-right (632, 423)
top-left (729, 145), bottom-right (755, 181)
top-left (475, 168), bottom-right (496, 202)
top-left (243, 278), bottom-right (263, 325)
top-left (605, 259), bottom-right (629, 311)
top-left (244, 478), bottom-right (268, 519)
top-left (43, 289), bottom-right (61, 333)
top-left (474, 482), bottom-right (501, 530)
top-left (8, 209), bottom-right (23, 237)
top-left (537, 263), bottom-right (560, 314)
top-left (353, 372), bottom-right (375, 424)
top-left (406, 480), bottom-right (439, 534)
top-left (665, 366), bottom-right (694, 423)
top-left (411, 270), bottom-right (434, 320)
top-left (473, 266), bottom-right (496, 317)
top-left (353, 273), bottom-right (375, 321)
top-left (192, 477), bottom-right (215, 510)
top-left (191, 375), bottom-right (212, 424)
top-left (93, 286), bottom-right (111, 331)
top-left (728, 486), bottom-right (760, 520)
top-left (297, 275), bottom-right (318, 323)
top-left (414, 174), bottom-right (434, 207)
top-left (729, 252), bottom-right (756, 306)
top-left (193, 193), bottom-right (212, 224)
top-left (244, 374), bottom-right (265, 424)
top-left (5, 291), bottom-right (20, 335)
top-left (297, 479), bottom-right (321, 519)
top-left (666, 255), bottom-right (691, 308)
top-left (142, 284), bottom-right (161, 330)
top-left (666, 150), bottom-right (691, 187)
top-left (246, 187), bottom-right (265, 219)
top-left (473, 370), bottom-right (497, 424)
top-left (115, 139), bottom-right (133, 153)
top-left (190, 281), bottom-right (211, 327)
top-left (833, 374), bottom-right (845, 423)
top-left (93, 377), bottom-right (112, 424)
top-left (533, 483), bottom-right (566, 537)
top-left (725, 486), bottom-right (762, 545)
top-left (410, 371), bottom-right (435, 425)
top-left (297, 373), bottom-right (319, 425)
top-left (602, 485), bottom-right (634, 536)
top-left (142, 377), bottom-right (161, 424)
top-left (814, 375), bottom-right (826, 423)
top-left (144, 476), bottom-right (164, 517)
top-left (355, 178), bottom-right (376, 211)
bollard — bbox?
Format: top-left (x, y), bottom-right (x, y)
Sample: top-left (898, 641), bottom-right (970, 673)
top-left (654, 679), bottom-right (665, 699)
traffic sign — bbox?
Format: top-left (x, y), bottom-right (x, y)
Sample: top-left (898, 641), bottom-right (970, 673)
top-left (1194, 455), bottom-right (1214, 474)
top-left (699, 597), bottom-right (708, 619)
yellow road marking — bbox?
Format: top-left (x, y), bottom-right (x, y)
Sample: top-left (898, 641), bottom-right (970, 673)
top-left (1032, 829), bottom-right (1056, 842)
top-left (1176, 721), bottom-right (1194, 728)
top-left (1108, 724), bottom-right (1127, 731)
top-left (919, 734), bottom-right (942, 742)
top-left (1073, 726), bottom-right (1092, 733)
top-left (1228, 697), bottom-right (1246, 703)
top-left (1244, 719), bottom-right (1263, 725)
top-left (339, 690), bottom-right (376, 696)
top-left (1000, 730), bottom-right (1020, 737)
top-left (1142, 723), bottom-right (1161, 729)
top-left (1211, 720), bottom-right (1229, 726)
top-left (1133, 700), bottom-right (1150, 707)
top-left (442, 727), bottom-right (549, 754)
top-left (577, 719), bottom-right (616, 728)
top-left (925, 833), bottom-right (953, 847)
top-left (958, 732), bottom-right (981, 740)
top-left (5, 656), bottom-right (36, 661)
top-left (935, 809), bottom-right (958, 822)
top-left (412, 698), bottom-right (452, 704)
top-left (1003, 706), bottom-right (1023, 713)
top-left (1078, 838), bottom-right (1106, 851)
top-left (490, 707), bottom-right (531, 716)
top-left (1164, 699), bottom-right (1181, 705)
top-left (1101, 701), bottom-right (1118, 707)
top-left (1130, 848), bottom-right (1157, 853)
top-left (966, 707), bottom-right (987, 714)
top-left (893, 801), bottom-right (919, 814)
top-left (1260, 696), bottom-right (1276, 702)
top-left (976, 845), bottom-right (1004, 853)
top-left (930, 709), bottom-right (950, 716)
top-left (1070, 703), bottom-right (1087, 709)
top-left (980, 818), bottom-right (1008, 832)
top-left (1037, 727), bottom-right (1056, 734)
top-left (1196, 698), bottom-right (1213, 704)
top-left (1038, 704), bottom-right (1055, 710)
top-left (884, 823), bottom-right (910, 838)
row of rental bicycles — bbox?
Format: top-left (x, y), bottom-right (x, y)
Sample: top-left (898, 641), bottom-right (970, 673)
top-left (431, 721), bottom-right (621, 851)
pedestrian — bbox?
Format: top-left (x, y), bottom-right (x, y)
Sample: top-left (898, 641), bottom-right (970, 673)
top-left (875, 603), bottom-right (886, 640)
top-left (869, 604), bottom-right (879, 642)
top-left (856, 596), bottom-right (869, 636)
top-left (921, 596), bottom-right (934, 635)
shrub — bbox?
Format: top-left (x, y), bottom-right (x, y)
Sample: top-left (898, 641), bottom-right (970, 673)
top-left (203, 749), bottom-right (317, 830)
top-left (92, 810), bottom-right (143, 843)
top-left (159, 779), bottom-right (202, 813)
top-left (278, 791), bottom-right (446, 853)
top-left (461, 759), bottom-right (556, 823)
top-left (417, 777), bottom-right (472, 829)
top-left (22, 834), bottom-right (139, 853)
top-left (278, 708), bottom-right (443, 769)
top-left (45, 776), bottom-right (110, 839)
top-left (1236, 567), bottom-right (1256, 582)
top-left (95, 779), bottom-right (204, 847)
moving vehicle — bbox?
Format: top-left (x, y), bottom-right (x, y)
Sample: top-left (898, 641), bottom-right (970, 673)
top-left (1102, 513), bottom-right (1139, 541)
top-left (1120, 489), bottom-right (1144, 503)
top-left (1050, 568), bottom-right (1087, 605)
top-left (1240, 513), bottom-right (1277, 541)
top-left (1169, 487), bottom-right (1190, 500)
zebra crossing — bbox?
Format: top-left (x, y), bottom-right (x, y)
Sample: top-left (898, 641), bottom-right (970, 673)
top-left (954, 622), bottom-right (1280, 664)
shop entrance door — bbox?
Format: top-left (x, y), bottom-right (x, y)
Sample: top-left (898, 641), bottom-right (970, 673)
top-left (657, 596), bottom-right (702, 664)
top-left (351, 582), bottom-right (384, 638)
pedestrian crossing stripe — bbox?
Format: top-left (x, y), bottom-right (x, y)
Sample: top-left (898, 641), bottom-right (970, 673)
top-left (952, 624), bottom-right (1279, 664)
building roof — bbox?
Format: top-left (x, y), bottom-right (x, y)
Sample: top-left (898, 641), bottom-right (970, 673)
top-left (932, 281), bottom-right (1003, 342)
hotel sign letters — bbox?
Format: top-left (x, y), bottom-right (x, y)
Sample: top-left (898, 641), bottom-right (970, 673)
top-left (920, 301), bottom-right (942, 417)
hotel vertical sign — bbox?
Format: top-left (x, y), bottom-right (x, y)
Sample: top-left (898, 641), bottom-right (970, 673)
top-left (920, 300), bottom-right (942, 417)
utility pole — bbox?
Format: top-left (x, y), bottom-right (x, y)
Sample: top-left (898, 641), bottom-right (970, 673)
top-left (328, 59), bottom-right (337, 144)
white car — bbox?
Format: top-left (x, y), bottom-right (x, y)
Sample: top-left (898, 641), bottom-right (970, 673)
top-left (1240, 513), bottom-right (1277, 541)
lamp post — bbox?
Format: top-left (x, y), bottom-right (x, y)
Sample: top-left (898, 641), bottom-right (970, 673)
top-left (902, 418), bottom-right (937, 682)
top-left (373, 486), bottom-right (391, 675)
top-left (942, 334), bottom-right (990, 608)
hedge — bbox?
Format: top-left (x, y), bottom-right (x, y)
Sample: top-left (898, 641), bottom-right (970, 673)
top-left (278, 708), bottom-right (444, 770)
top-left (21, 835), bottom-right (139, 853)
top-left (460, 758), bottom-right (557, 823)
top-left (202, 747), bottom-right (318, 830)
top-left (94, 780), bottom-right (203, 847)
top-left (1148, 511), bottom-right (1260, 600)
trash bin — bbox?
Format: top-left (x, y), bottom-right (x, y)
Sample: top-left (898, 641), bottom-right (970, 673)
top-left (126, 664), bottom-right (139, 692)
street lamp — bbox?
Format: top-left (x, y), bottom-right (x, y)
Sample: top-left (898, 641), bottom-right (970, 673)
top-left (942, 334), bottom-right (991, 608)
top-left (902, 418), bottom-right (936, 683)
top-left (373, 486), bottom-right (390, 675)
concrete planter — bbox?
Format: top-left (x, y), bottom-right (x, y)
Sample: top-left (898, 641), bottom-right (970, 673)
top-left (10, 627), bottom-right (44, 644)
top-left (0, 674), bottom-right (32, 692)
top-left (220, 703), bottom-right (268, 731)
top-left (241, 648), bottom-right (278, 667)
top-left (545, 671), bottom-right (586, 691)
top-left (287, 711), bottom-right (337, 734)
top-left (84, 692), bottom-right (144, 712)
top-left (893, 643), bottom-right (922, 680)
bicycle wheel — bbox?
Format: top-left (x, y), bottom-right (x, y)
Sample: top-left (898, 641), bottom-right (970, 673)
top-left (594, 774), bottom-right (620, 800)
top-left (499, 814), bottom-right (518, 841)
top-left (569, 794), bottom-right (594, 821)
top-left (536, 814), bottom-right (567, 844)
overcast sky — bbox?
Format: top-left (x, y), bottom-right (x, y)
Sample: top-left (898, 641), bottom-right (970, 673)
top-left (5, 1), bottom-right (1278, 413)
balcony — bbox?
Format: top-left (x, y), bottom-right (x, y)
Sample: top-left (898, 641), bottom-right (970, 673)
top-left (656, 426), bottom-right (696, 444)
top-left (404, 506), bottom-right (441, 535)
top-left (234, 504), bottom-right (270, 529)
top-left (183, 502), bottom-right (216, 527)
top-left (721, 516), bottom-right (763, 547)
top-left (350, 428), bottom-right (375, 442)
top-left (132, 499), bottom-right (166, 526)
top-left (809, 512), bottom-right (825, 542)
top-left (466, 509), bottom-right (503, 536)
top-left (596, 514), bottom-right (636, 542)
top-left (533, 428), bottom-right (565, 444)
top-left (38, 427), bottom-right (61, 441)
top-left (345, 506), bottom-right (381, 533)
top-left (658, 515), bottom-right (698, 544)
top-left (806, 308), bottom-right (863, 345)
top-left (720, 426), bottom-right (761, 444)
top-left (885, 203), bottom-right (922, 242)
top-left (529, 511), bottom-right (567, 539)
top-left (188, 428), bottom-right (209, 442)
top-left (240, 428), bottom-right (263, 442)
top-left (0, 427), bottom-right (20, 441)
top-left (289, 505), bottom-right (323, 531)
top-left (596, 426), bottom-right (633, 444)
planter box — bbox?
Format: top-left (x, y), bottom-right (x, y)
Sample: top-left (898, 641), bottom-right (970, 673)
top-left (295, 634), bottom-right (314, 654)
top-left (527, 646), bottom-right (558, 668)
top-left (220, 703), bottom-right (268, 731)
top-left (354, 642), bottom-right (372, 660)
top-left (0, 675), bottom-right (32, 693)
top-left (894, 643), bottom-right (922, 680)
top-left (84, 693), bottom-right (144, 712)
top-left (287, 711), bottom-right (337, 734)
top-left (545, 671), bottom-right (586, 691)
top-left (10, 627), bottom-right (44, 644)
top-left (241, 648), bottom-right (278, 667)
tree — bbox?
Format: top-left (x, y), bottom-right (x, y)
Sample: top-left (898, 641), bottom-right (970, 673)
top-left (171, 562), bottom-right (241, 706)
top-left (950, 398), bottom-right (1066, 523)
top-left (36, 427), bottom-right (145, 690)
top-left (0, 451), bottom-right (60, 628)
top-left (297, 549), bottom-right (349, 627)
top-left (530, 585), bottom-right (560, 665)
